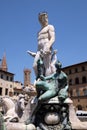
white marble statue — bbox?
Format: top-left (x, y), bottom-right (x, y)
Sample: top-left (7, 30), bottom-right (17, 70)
top-left (27, 12), bottom-right (57, 78)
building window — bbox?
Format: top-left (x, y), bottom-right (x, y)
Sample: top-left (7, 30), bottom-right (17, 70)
top-left (69, 79), bottom-right (72, 85)
top-left (14, 92), bottom-right (19, 96)
top-left (75, 68), bottom-right (78, 73)
top-left (10, 77), bottom-right (13, 81)
top-left (17, 92), bottom-right (19, 95)
top-left (83, 88), bottom-right (87, 96)
top-left (82, 76), bottom-right (86, 83)
top-left (69, 69), bottom-right (72, 74)
top-left (75, 77), bottom-right (79, 84)
top-left (0, 87), bottom-right (2, 95)
top-left (5, 88), bottom-right (8, 95)
top-left (76, 89), bottom-right (80, 96)
top-left (6, 76), bottom-right (9, 80)
top-left (1, 74), bottom-right (3, 79)
top-left (10, 85), bottom-right (12, 88)
top-left (78, 99), bottom-right (80, 102)
top-left (9, 91), bottom-right (13, 97)
top-left (14, 92), bottom-right (17, 95)
top-left (82, 66), bottom-right (85, 71)
top-left (77, 105), bottom-right (82, 110)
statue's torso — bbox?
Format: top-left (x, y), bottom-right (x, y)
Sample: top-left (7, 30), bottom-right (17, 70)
top-left (38, 25), bottom-right (54, 51)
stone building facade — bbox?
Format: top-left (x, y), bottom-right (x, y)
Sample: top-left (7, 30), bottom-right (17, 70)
top-left (62, 61), bottom-right (87, 111)
top-left (0, 53), bottom-right (35, 97)
top-left (0, 53), bottom-right (23, 97)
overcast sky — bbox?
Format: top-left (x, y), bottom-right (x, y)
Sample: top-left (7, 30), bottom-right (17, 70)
top-left (0, 0), bottom-right (87, 83)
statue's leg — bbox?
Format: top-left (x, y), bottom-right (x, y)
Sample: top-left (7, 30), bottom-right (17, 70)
top-left (43, 54), bottom-right (52, 76)
top-left (36, 81), bottom-right (48, 98)
top-left (58, 85), bottom-right (69, 101)
top-left (36, 81), bottom-right (44, 98)
top-left (36, 81), bottom-right (49, 91)
top-left (39, 89), bottom-right (57, 101)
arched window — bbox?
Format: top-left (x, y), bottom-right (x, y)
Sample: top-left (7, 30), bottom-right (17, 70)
top-left (75, 77), bottom-right (79, 84)
top-left (82, 76), bottom-right (86, 83)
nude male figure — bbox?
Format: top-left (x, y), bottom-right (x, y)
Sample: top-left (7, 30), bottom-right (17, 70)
top-left (37, 12), bottom-right (55, 54)
top-left (28, 12), bottom-right (56, 78)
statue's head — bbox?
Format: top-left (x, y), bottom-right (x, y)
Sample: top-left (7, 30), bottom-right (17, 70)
top-left (55, 60), bottom-right (62, 70)
top-left (38, 12), bottom-right (48, 26)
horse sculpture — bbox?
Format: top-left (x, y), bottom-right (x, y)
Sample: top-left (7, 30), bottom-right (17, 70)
top-left (0, 96), bottom-right (19, 122)
top-left (0, 94), bottom-right (34, 122)
top-left (0, 96), bottom-right (36, 130)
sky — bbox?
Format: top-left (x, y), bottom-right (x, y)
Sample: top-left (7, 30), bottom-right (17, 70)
top-left (0, 0), bottom-right (87, 84)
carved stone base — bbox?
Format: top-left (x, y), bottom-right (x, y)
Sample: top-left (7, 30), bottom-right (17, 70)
top-left (3, 97), bottom-right (87, 130)
top-left (29, 97), bottom-right (87, 130)
top-left (31, 98), bottom-right (72, 130)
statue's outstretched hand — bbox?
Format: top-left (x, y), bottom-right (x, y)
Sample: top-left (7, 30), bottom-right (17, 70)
top-left (27, 50), bottom-right (36, 57)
